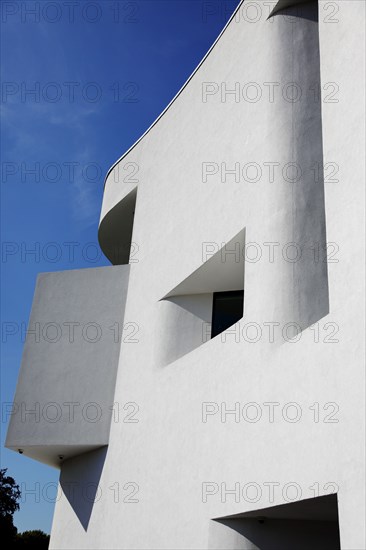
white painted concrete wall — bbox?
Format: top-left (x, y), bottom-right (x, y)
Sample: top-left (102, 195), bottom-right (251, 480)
top-left (6, 266), bottom-right (130, 467)
top-left (20, 0), bottom-right (365, 547)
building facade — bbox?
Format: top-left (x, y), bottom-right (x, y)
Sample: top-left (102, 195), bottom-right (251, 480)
top-left (6, 0), bottom-right (365, 548)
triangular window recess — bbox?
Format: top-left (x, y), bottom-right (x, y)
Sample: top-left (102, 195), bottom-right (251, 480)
top-left (156, 229), bottom-right (245, 366)
top-left (163, 228), bottom-right (245, 299)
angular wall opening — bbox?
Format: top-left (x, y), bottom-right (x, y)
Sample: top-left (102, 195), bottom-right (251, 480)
top-left (209, 494), bottom-right (340, 550)
top-left (98, 187), bottom-right (137, 265)
top-left (156, 229), bottom-right (245, 366)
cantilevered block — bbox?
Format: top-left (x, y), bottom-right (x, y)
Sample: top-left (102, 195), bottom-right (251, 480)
top-left (6, 265), bottom-right (129, 468)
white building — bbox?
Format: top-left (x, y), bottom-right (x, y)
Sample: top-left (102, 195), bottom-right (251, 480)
top-left (6, 0), bottom-right (365, 548)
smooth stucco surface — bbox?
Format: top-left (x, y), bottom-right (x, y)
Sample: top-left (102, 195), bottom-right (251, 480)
top-left (7, 0), bottom-right (365, 548)
top-left (6, 265), bottom-right (130, 467)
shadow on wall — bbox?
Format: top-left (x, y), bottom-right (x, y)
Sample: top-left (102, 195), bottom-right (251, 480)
top-left (60, 446), bottom-right (107, 531)
top-left (157, 293), bottom-right (213, 366)
top-left (98, 187), bottom-right (137, 265)
top-left (209, 494), bottom-right (340, 550)
top-left (270, 0), bottom-right (329, 329)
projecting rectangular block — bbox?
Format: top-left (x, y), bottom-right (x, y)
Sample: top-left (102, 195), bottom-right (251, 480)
top-left (5, 265), bottom-right (130, 468)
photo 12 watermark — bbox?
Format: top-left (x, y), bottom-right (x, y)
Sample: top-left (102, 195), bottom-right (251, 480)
top-left (201, 480), bottom-right (339, 504)
top-left (1, 1), bottom-right (140, 24)
top-left (1, 81), bottom-right (140, 104)
top-left (201, 401), bottom-right (340, 424)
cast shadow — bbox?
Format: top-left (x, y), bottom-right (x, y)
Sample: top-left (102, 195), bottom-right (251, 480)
top-left (60, 446), bottom-right (107, 531)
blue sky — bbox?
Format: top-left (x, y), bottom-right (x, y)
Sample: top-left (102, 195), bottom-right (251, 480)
top-left (1, 0), bottom-right (240, 534)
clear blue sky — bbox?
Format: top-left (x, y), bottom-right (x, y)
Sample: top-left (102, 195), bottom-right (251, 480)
top-left (1, 0), bottom-right (240, 534)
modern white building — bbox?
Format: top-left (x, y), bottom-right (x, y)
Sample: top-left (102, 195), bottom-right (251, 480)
top-left (6, 0), bottom-right (365, 548)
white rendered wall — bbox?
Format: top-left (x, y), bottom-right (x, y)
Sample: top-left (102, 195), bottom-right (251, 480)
top-left (49, 1), bottom-right (365, 548)
top-left (6, 266), bottom-right (130, 467)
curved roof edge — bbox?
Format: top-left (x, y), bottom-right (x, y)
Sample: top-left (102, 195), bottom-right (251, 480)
top-left (103, 0), bottom-right (246, 185)
top-left (103, 0), bottom-right (309, 186)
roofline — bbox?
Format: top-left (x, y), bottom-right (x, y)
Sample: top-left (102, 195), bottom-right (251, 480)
top-left (104, 0), bottom-right (246, 185)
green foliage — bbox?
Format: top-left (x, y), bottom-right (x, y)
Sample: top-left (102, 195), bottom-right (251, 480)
top-left (0, 468), bottom-right (21, 517)
top-left (0, 513), bottom-right (18, 544)
top-left (16, 530), bottom-right (50, 549)
top-left (0, 468), bottom-right (49, 548)
top-left (0, 468), bottom-right (21, 545)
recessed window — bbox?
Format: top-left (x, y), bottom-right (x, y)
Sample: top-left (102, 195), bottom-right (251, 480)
top-left (211, 290), bottom-right (244, 338)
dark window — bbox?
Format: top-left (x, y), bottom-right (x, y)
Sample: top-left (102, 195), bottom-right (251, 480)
top-left (211, 290), bottom-right (244, 338)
